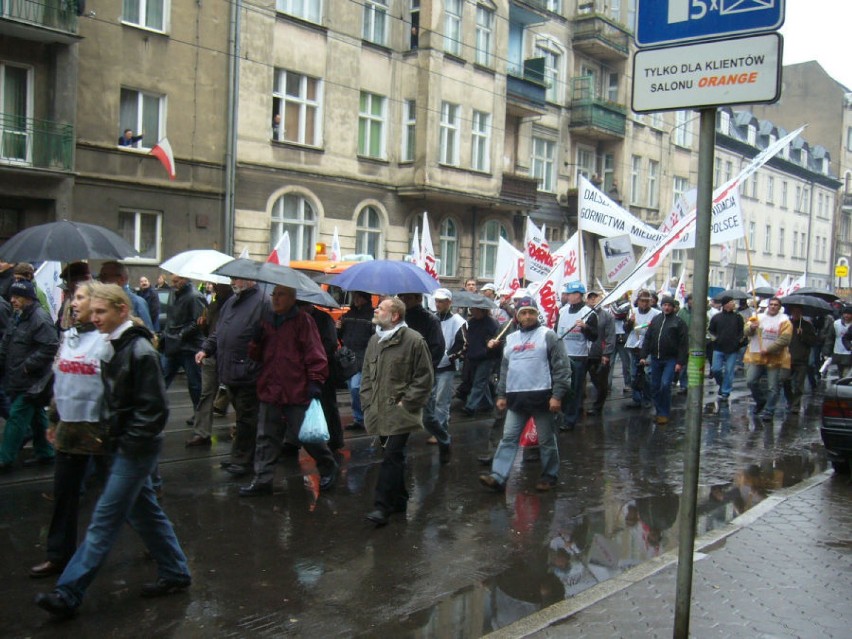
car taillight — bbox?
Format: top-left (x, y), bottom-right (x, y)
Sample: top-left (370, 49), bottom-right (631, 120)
top-left (822, 400), bottom-right (847, 418)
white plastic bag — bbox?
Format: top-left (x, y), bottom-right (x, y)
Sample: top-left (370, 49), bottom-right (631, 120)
top-left (299, 399), bottom-right (329, 444)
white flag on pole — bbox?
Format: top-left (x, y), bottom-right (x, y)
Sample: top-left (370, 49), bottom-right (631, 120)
top-left (330, 226), bottom-right (342, 261)
top-left (34, 261), bottom-right (62, 322)
top-left (523, 217), bottom-right (555, 282)
top-left (495, 237), bottom-right (523, 293)
top-left (419, 211), bottom-right (440, 282)
top-left (267, 231), bottom-right (290, 265)
top-left (410, 225), bottom-right (420, 266)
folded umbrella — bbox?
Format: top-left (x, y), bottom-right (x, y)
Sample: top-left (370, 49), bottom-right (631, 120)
top-left (330, 260), bottom-right (440, 295)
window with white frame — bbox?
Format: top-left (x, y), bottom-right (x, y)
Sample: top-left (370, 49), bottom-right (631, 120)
top-left (471, 110), bottom-right (491, 172)
top-left (717, 110), bottom-right (730, 134)
top-left (792, 231), bottom-right (799, 257)
top-left (800, 231), bottom-right (807, 257)
top-left (747, 124), bottom-right (756, 146)
top-left (272, 70), bottom-right (322, 146)
top-left (535, 38), bottom-right (563, 104)
top-left (673, 176), bottom-right (689, 207)
top-left (649, 112), bottom-right (663, 129)
top-left (627, 0), bottom-right (636, 28)
top-left (795, 186), bottom-right (802, 212)
top-left (119, 88), bottom-right (164, 150)
top-left (478, 220), bottom-right (507, 278)
top-left (410, 0), bottom-right (420, 49)
top-left (576, 146), bottom-right (595, 183)
top-left (647, 159), bottom-right (659, 208)
top-left (673, 110), bottom-right (692, 147)
top-left (724, 160), bottom-right (732, 183)
top-left (546, 0), bottom-right (561, 12)
top-left (118, 209), bottom-right (161, 263)
top-left (275, 0), bottom-right (321, 23)
top-left (630, 155), bottom-right (641, 205)
top-left (402, 100), bottom-right (416, 162)
top-left (439, 101), bottom-right (460, 166)
top-left (748, 221), bottom-right (755, 249)
top-left (270, 193), bottom-right (316, 260)
top-left (444, 0), bottom-right (463, 56)
top-left (356, 205), bottom-right (383, 257)
top-left (0, 63), bottom-right (32, 163)
top-left (818, 192), bottom-right (824, 217)
top-left (122, 0), bottom-right (167, 32)
top-left (358, 92), bottom-right (386, 159)
top-left (778, 227), bottom-right (785, 255)
top-left (714, 157), bottom-right (721, 187)
top-left (603, 153), bottom-right (615, 192)
top-left (750, 173), bottom-right (758, 199)
top-left (531, 137), bottom-right (556, 192)
top-left (475, 5), bottom-right (494, 66)
top-left (781, 181), bottom-right (788, 208)
top-left (439, 218), bottom-right (458, 277)
top-left (362, 0), bottom-right (388, 45)
top-left (764, 224), bottom-right (771, 252)
top-left (766, 175), bottom-right (774, 204)
top-left (607, 72), bottom-right (619, 103)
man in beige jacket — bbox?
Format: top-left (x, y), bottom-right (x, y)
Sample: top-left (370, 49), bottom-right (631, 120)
top-left (743, 297), bottom-right (791, 419)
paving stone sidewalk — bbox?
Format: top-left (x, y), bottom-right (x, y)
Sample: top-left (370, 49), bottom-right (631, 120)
top-left (488, 471), bottom-right (852, 639)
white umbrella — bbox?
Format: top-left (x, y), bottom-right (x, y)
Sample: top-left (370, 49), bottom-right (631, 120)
top-left (160, 249), bottom-right (234, 284)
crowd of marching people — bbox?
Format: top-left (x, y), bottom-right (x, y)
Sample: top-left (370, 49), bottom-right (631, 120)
top-left (0, 257), bottom-right (846, 619)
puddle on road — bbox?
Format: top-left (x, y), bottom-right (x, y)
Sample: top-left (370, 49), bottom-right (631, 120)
top-left (365, 405), bottom-right (828, 638)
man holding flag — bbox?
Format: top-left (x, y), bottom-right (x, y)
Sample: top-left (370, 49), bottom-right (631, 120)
top-left (555, 281), bottom-right (597, 430)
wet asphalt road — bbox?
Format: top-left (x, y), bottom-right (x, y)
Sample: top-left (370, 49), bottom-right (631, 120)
top-left (0, 372), bottom-right (829, 637)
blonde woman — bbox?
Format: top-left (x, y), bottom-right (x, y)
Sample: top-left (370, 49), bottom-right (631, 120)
top-left (30, 282), bottom-right (110, 579)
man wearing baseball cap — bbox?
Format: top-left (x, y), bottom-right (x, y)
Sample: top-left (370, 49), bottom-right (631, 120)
top-left (555, 281), bottom-right (597, 430)
top-left (480, 295), bottom-right (570, 492)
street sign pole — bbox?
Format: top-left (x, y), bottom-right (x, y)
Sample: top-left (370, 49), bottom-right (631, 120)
top-left (674, 108), bottom-right (715, 639)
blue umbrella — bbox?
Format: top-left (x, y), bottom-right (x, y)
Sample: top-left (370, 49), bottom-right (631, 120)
top-left (330, 260), bottom-right (440, 295)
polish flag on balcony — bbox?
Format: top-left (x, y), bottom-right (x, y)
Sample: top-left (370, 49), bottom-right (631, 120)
top-left (267, 231), bottom-right (290, 265)
top-left (150, 138), bottom-right (176, 180)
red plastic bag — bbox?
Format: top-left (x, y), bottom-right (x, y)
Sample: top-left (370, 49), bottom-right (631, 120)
top-left (519, 417), bottom-right (538, 448)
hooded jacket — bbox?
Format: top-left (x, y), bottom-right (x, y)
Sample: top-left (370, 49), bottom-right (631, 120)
top-left (101, 325), bottom-right (168, 457)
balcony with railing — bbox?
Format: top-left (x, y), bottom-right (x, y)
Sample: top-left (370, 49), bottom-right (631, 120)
top-left (500, 172), bottom-right (539, 209)
top-left (568, 76), bottom-right (626, 140)
top-left (0, 0), bottom-right (80, 43)
top-left (571, 12), bottom-right (631, 61)
top-left (0, 114), bottom-right (74, 172)
top-left (506, 57), bottom-right (547, 116)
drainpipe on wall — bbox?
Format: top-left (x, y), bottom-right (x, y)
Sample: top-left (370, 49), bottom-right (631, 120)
top-left (223, 0), bottom-right (242, 255)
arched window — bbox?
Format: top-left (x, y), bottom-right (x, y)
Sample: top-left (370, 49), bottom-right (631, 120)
top-left (270, 193), bottom-right (316, 260)
top-left (356, 205), bottom-right (383, 258)
top-left (439, 218), bottom-right (458, 277)
top-left (478, 220), bottom-right (507, 278)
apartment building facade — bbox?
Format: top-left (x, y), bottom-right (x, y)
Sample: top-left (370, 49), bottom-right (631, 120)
top-left (0, 0), bottom-right (79, 242)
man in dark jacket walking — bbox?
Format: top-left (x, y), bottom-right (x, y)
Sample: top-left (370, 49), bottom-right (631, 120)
top-left (238, 285), bottom-right (338, 497)
top-left (462, 306), bottom-right (500, 416)
top-left (196, 279), bottom-right (269, 475)
top-left (161, 275), bottom-right (207, 416)
top-left (640, 296), bottom-right (688, 424)
top-left (0, 280), bottom-right (59, 471)
top-left (585, 290), bottom-right (615, 415)
top-left (708, 295), bottom-right (744, 411)
top-left (35, 284), bottom-right (190, 619)
top-left (337, 291), bottom-right (374, 430)
top-left (784, 305), bottom-right (819, 414)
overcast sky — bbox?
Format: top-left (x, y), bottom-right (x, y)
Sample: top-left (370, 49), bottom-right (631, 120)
top-left (780, 0), bottom-right (852, 89)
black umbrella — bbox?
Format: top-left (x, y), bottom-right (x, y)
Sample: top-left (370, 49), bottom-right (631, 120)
top-left (780, 294), bottom-right (834, 314)
top-left (712, 289), bottom-right (748, 301)
top-left (450, 290), bottom-right (497, 309)
top-left (0, 220), bottom-right (139, 262)
top-left (213, 259), bottom-right (323, 293)
top-left (789, 287), bottom-right (839, 302)
top-left (749, 286), bottom-right (776, 298)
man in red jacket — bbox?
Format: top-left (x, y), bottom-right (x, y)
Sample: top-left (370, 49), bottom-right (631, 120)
top-left (238, 285), bottom-right (338, 496)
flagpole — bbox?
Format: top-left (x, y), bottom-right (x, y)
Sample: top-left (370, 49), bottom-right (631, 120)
top-left (741, 223), bottom-right (758, 311)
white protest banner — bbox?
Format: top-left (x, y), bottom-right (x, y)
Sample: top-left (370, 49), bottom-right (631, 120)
top-left (527, 233), bottom-right (581, 328)
top-left (420, 211), bottom-right (440, 282)
top-left (410, 225), bottom-right (420, 265)
top-left (495, 237), bottom-right (523, 293)
top-left (34, 261), bottom-right (62, 322)
top-left (523, 217), bottom-right (554, 282)
top-left (674, 269), bottom-right (688, 306)
top-left (750, 272), bottom-right (772, 292)
top-left (600, 234), bottom-right (636, 284)
top-left (787, 273), bottom-right (806, 295)
top-left (578, 176), bottom-right (663, 247)
top-left (775, 274), bottom-right (791, 297)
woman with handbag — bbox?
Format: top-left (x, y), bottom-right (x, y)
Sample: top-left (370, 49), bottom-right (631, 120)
top-left (29, 281), bottom-right (111, 578)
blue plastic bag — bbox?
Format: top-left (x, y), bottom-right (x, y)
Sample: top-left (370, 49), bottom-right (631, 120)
top-left (299, 399), bottom-right (330, 445)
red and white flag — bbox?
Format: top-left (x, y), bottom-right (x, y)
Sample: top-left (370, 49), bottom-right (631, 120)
top-left (523, 217), bottom-right (554, 283)
top-left (775, 274), bottom-right (791, 297)
top-left (494, 237), bottom-right (523, 294)
top-left (330, 226), bottom-right (342, 261)
top-left (527, 232), bottom-right (581, 328)
top-left (410, 225), bottom-right (420, 265)
top-left (787, 273), bottom-right (806, 295)
top-left (267, 231), bottom-right (290, 265)
top-left (419, 211), bottom-right (440, 282)
top-left (150, 138), bottom-right (176, 180)
top-left (674, 269), bottom-right (688, 306)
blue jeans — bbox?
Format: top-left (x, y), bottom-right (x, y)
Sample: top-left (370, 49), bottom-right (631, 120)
top-left (161, 351), bottom-right (202, 408)
top-left (0, 394), bottom-right (53, 464)
top-left (563, 357), bottom-right (587, 425)
top-left (347, 372), bottom-right (363, 425)
top-left (55, 450), bottom-right (190, 609)
top-left (649, 356), bottom-right (678, 417)
top-left (490, 407), bottom-right (559, 485)
top-left (711, 351), bottom-right (738, 398)
top-left (425, 370), bottom-right (455, 446)
top-left (609, 339), bottom-right (632, 389)
top-left (746, 364), bottom-right (785, 415)
top-left (464, 359), bottom-right (494, 413)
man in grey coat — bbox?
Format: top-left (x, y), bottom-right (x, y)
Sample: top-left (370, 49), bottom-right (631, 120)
top-left (360, 296), bottom-right (434, 526)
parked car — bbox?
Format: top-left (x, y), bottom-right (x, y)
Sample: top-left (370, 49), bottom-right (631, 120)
top-left (820, 378), bottom-right (852, 474)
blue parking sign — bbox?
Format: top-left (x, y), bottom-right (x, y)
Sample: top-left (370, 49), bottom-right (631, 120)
top-left (636, 0), bottom-right (785, 48)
